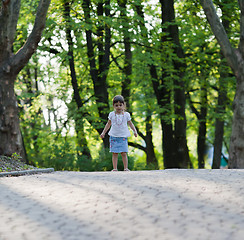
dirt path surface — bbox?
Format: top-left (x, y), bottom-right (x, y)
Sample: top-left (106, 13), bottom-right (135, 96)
top-left (0, 169), bottom-right (243, 240)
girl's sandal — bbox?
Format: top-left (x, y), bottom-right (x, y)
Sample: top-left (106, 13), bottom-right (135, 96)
top-left (111, 169), bottom-right (118, 172)
top-left (124, 168), bottom-right (130, 171)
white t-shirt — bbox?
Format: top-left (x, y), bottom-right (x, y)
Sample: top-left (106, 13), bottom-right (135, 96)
top-left (108, 111), bottom-right (131, 137)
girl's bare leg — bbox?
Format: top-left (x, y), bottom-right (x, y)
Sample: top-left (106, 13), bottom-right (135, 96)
top-left (112, 153), bottom-right (118, 170)
top-left (121, 152), bottom-right (128, 170)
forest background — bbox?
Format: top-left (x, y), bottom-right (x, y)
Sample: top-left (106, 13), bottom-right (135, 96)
top-left (0, 0), bottom-right (240, 171)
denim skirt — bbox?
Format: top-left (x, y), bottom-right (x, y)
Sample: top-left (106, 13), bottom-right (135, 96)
top-left (109, 136), bottom-right (128, 153)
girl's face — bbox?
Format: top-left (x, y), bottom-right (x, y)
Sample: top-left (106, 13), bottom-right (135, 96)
top-left (113, 101), bottom-right (124, 113)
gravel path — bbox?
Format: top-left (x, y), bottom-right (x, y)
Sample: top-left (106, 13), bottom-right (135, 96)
top-left (0, 169), bottom-right (243, 240)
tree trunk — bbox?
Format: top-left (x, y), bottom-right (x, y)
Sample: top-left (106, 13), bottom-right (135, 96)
top-left (187, 70), bottom-right (208, 169)
top-left (118, 0), bottom-right (132, 111)
top-left (200, 0), bottom-right (244, 168)
top-left (82, 0), bottom-right (110, 148)
top-left (198, 77), bottom-right (207, 168)
top-left (212, 1), bottom-right (231, 169)
top-left (174, 74), bottom-right (190, 168)
top-left (197, 119), bottom-right (207, 168)
top-left (212, 120), bottom-right (224, 168)
top-left (229, 71), bottom-right (244, 168)
top-left (212, 54), bottom-right (228, 169)
top-left (0, 0), bottom-right (51, 160)
top-left (145, 115), bottom-right (158, 168)
top-left (150, 52), bottom-right (178, 168)
top-left (0, 75), bottom-right (25, 158)
top-left (75, 119), bottom-right (92, 160)
top-left (134, 0), bottom-right (175, 168)
top-left (160, 0), bottom-right (190, 168)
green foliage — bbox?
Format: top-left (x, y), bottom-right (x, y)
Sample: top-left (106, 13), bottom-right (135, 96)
top-left (14, 0), bottom-right (239, 170)
top-left (11, 153), bottom-right (22, 161)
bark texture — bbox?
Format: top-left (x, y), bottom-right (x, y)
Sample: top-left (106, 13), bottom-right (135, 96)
top-left (0, 0), bottom-right (51, 159)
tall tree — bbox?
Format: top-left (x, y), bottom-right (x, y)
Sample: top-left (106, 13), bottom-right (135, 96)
top-left (188, 71), bottom-right (208, 168)
top-left (159, 0), bottom-right (190, 168)
top-left (135, 0), bottom-right (190, 168)
top-left (117, 0), bottom-right (158, 168)
top-left (0, 0), bottom-right (51, 160)
top-left (200, 0), bottom-right (244, 168)
top-left (82, 0), bottom-right (111, 148)
top-left (133, 0), bottom-right (178, 168)
top-left (212, 0), bottom-right (235, 169)
top-left (62, 0), bottom-right (92, 160)
top-left (118, 0), bottom-right (132, 109)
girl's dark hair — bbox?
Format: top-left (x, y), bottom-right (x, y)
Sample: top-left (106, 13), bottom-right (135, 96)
top-left (113, 95), bottom-right (125, 104)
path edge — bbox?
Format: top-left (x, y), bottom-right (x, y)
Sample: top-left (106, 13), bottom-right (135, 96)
top-left (0, 168), bottom-right (55, 177)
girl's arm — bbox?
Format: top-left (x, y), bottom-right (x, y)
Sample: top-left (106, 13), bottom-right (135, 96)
top-left (128, 120), bottom-right (138, 137)
top-left (100, 120), bottom-right (111, 138)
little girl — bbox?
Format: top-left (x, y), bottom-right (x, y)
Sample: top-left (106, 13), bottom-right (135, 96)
top-left (100, 95), bottom-right (138, 171)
